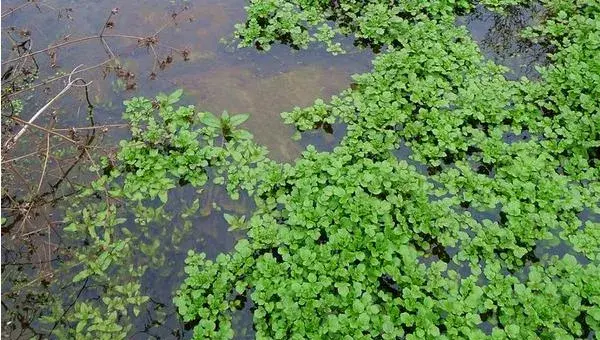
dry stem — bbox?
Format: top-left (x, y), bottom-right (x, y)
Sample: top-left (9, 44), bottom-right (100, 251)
top-left (4, 65), bottom-right (91, 150)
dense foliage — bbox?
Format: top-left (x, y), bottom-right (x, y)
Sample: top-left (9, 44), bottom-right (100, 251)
top-left (175, 0), bottom-right (600, 338)
top-left (54, 0), bottom-right (599, 338)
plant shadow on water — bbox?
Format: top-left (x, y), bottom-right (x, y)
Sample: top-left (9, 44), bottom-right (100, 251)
top-left (125, 184), bottom-right (256, 339)
top-left (457, 1), bottom-right (549, 80)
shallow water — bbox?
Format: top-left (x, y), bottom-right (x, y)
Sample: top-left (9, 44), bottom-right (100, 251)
top-left (1, 0), bottom-right (550, 338)
top-left (458, 2), bottom-right (548, 80)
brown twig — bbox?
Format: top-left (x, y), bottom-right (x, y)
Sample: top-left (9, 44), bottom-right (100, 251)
top-left (99, 9), bottom-right (118, 58)
top-left (9, 117), bottom-right (78, 145)
top-left (2, 36), bottom-right (99, 65)
top-left (2, 150), bottom-right (41, 164)
top-left (4, 65), bottom-right (92, 149)
top-left (2, 31), bottom-right (186, 66)
top-left (99, 8), bottom-right (118, 37)
top-left (4, 58), bottom-right (112, 98)
top-left (1, 2), bottom-right (32, 18)
top-left (52, 123), bottom-right (129, 131)
top-left (37, 121), bottom-right (53, 193)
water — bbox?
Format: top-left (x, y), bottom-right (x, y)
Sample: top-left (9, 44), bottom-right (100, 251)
top-left (1, 1), bottom-right (550, 338)
top-left (457, 2), bottom-right (548, 80)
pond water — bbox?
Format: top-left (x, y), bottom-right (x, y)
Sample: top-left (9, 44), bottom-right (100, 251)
top-left (1, 0), bottom-right (548, 338)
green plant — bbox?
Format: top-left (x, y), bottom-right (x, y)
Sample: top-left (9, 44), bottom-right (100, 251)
top-left (51, 0), bottom-right (600, 338)
top-left (40, 90), bottom-right (266, 337)
top-left (174, 0), bottom-right (600, 338)
top-left (224, 213), bottom-right (248, 231)
top-left (200, 110), bottom-right (252, 141)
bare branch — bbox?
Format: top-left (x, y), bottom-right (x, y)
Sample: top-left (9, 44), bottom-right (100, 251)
top-left (1, 2), bottom-right (32, 18)
top-left (4, 59), bottom-right (112, 98)
top-left (4, 65), bottom-right (91, 149)
top-left (37, 122), bottom-right (52, 193)
top-left (9, 117), bottom-right (79, 145)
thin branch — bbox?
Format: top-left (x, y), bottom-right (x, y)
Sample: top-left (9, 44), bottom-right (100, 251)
top-left (2, 150), bottom-right (41, 164)
top-left (2, 32), bottom-right (184, 66)
top-left (4, 58), bottom-right (112, 98)
top-left (52, 123), bottom-right (129, 131)
top-left (2, 36), bottom-right (98, 65)
top-left (99, 9), bottom-right (116, 37)
top-left (1, 2), bottom-right (32, 18)
top-left (99, 9), bottom-right (118, 58)
top-left (149, 44), bottom-right (160, 73)
top-left (9, 117), bottom-right (78, 145)
top-left (102, 34), bottom-right (186, 52)
top-left (22, 225), bottom-right (51, 237)
top-left (16, 201), bottom-right (34, 235)
top-left (37, 122), bottom-right (52, 192)
top-left (100, 37), bottom-right (116, 59)
top-left (5, 65), bottom-right (91, 149)
top-left (37, 1), bottom-right (55, 11)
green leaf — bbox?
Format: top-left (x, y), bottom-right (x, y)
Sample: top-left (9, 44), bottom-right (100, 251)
top-left (168, 89), bottom-right (183, 104)
top-left (158, 191), bottom-right (168, 203)
top-left (223, 213), bottom-right (236, 225)
top-left (230, 114), bottom-right (249, 127)
top-left (73, 270), bottom-right (90, 283)
top-left (200, 112), bottom-right (221, 128)
top-left (232, 129), bottom-right (253, 140)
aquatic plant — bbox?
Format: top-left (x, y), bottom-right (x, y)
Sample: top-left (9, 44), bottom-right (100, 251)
top-left (46, 0), bottom-right (599, 338)
top-left (174, 0), bottom-right (600, 338)
top-left (38, 87), bottom-right (262, 338)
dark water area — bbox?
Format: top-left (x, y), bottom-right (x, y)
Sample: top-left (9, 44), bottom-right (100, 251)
top-left (457, 2), bottom-right (548, 80)
top-left (1, 0), bottom-right (553, 338)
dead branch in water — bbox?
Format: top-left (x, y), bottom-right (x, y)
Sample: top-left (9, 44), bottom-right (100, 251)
top-left (4, 65), bottom-right (91, 150)
top-left (4, 59), bottom-right (113, 98)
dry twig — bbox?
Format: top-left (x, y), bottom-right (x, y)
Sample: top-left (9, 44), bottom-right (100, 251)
top-left (4, 65), bottom-right (92, 150)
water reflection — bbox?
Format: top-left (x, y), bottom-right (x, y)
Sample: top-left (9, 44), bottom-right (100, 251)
top-left (457, 2), bottom-right (548, 80)
top-left (174, 64), bottom-right (358, 161)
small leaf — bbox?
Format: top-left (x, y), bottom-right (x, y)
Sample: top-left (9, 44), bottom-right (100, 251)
top-left (232, 130), bottom-right (253, 140)
top-left (200, 112), bottom-right (221, 128)
top-left (230, 114), bottom-right (249, 127)
top-left (158, 191), bottom-right (168, 203)
top-left (73, 270), bottom-right (90, 283)
top-left (223, 213), bottom-right (236, 225)
top-left (168, 89), bottom-right (183, 104)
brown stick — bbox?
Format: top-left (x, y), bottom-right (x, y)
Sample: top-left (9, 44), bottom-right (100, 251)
top-left (2, 32), bottom-right (185, 66)
top-left (2, 150), bottom-right (41, 164)
top-left (37, 121), bottom-right (53, 192)
top-left (4, 59), bottom-right (113, 98)
top-left (4, 65), bottom-right (91, 149)
top-left (9, 117), bottom-right (78, 145)
top-left (1, 2), bottom-right (32, 18)
top-left (52, 123), bottom-right (129, 131)
top-left (2, 36), bottom-right (99, 65)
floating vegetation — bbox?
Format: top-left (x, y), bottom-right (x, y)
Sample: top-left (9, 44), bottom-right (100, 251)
top-left (174, 0), bottom-right (600, 338)
top-left (2, 0), bottom-right (599, 338)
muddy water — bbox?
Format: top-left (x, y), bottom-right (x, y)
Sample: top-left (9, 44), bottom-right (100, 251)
top-left (1, 0), bottom-right (372, 160)
top-left (2, 0), bottom-right (546, 338)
